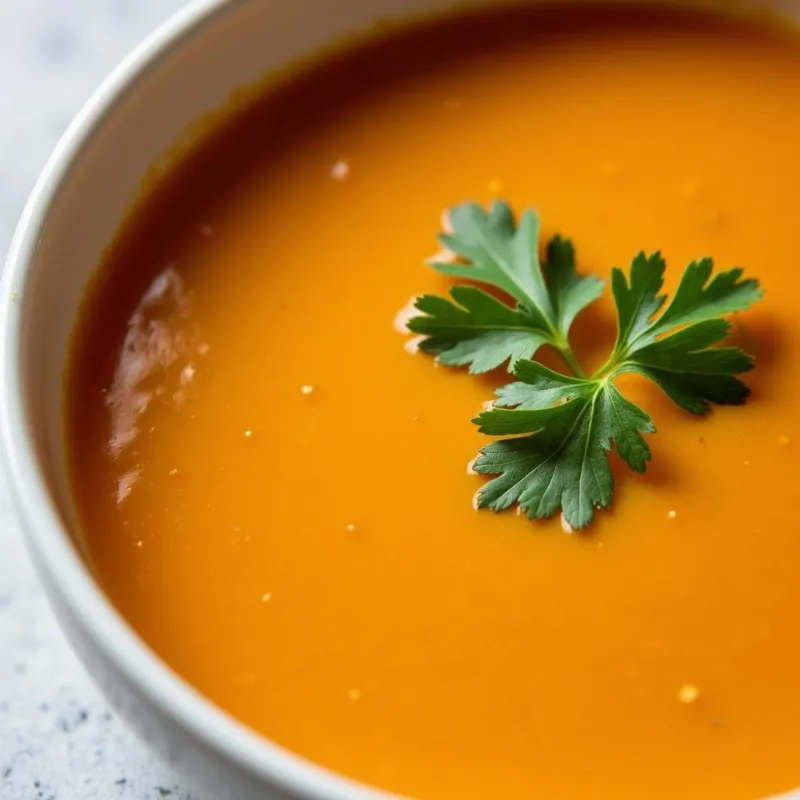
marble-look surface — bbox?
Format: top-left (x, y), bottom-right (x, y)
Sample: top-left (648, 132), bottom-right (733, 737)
top-left (0, 3), bottom-right (202, 797)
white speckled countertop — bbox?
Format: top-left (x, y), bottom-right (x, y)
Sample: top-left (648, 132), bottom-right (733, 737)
top-left (0, 3), bottom-right (202, 797)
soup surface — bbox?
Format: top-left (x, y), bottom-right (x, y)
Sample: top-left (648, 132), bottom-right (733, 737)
top-left (66, 4), bottom-right (800, 799)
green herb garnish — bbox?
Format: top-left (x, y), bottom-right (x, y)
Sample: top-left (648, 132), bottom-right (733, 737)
top-left (410, 203), bottom-right (602, 377)
top-left (408, 201), bottom-right (763, 529)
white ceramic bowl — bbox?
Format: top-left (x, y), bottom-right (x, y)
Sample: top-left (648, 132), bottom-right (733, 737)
top-left (2, 1), bottom-right (800, 799)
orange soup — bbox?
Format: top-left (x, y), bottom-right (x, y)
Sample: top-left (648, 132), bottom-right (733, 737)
top-left (66, 4), bottom-right (800, 798)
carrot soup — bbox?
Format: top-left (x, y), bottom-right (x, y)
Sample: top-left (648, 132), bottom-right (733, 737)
top-left (65, 4), bottom-right (800, 799)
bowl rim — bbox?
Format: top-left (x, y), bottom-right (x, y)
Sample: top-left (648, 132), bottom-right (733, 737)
top-left (0, 2), bottom-right (392, 798)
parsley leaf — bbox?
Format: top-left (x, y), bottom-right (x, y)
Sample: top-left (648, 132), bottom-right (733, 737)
top-left (406, 203), bottom-right (763, 530)
top-left (472, 251), bottom-right (762, 528)
top-left (606, 253), bottom-right (763, 414)
top-left (407, 202), bottom-right (603, 375)
top-left (474, 362), bottom-right (654, 529)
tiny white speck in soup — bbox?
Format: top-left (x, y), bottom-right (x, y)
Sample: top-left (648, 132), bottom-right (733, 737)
top-left (678, 684), bottom-right (700, 704)
top-left (330, 160), bottom-right (350, 180)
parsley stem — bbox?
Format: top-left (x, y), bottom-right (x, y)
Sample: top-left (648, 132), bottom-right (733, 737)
top-left (555, 343), bottom-right (587, 379)
top-left (590, 349), bottom-right (625, 381)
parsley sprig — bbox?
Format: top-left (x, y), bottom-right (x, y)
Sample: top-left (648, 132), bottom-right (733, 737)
top-left (408, 201), bottom-right (762, 529)
top-left (410, 203), bottom-right (603, 377)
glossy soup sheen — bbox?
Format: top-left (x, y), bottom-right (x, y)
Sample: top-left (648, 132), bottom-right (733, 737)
top-left (66, 4), bottom-right (800, 799)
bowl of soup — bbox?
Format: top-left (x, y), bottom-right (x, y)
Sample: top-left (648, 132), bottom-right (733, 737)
top-left (3, 0), bottom-right (800, 798)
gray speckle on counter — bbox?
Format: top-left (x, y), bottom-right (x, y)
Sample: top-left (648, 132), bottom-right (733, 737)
top-left (0, 2), bottom-right (203, 797)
